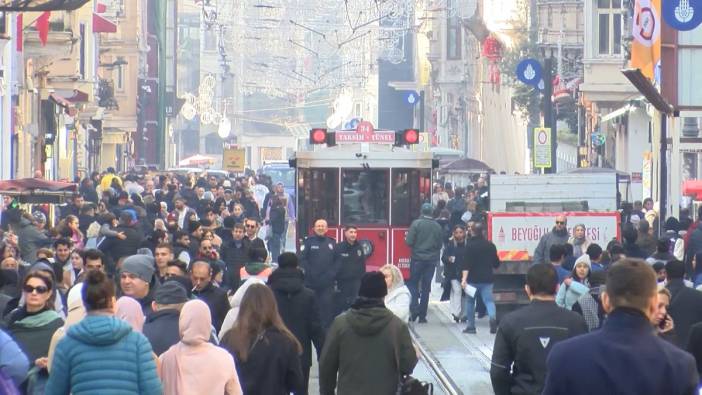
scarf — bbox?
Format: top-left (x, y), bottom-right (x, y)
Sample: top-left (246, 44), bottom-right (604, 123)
top-left (16, 309), bottom-right (61, 328)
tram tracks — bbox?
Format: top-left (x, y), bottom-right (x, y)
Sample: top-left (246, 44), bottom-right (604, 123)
top-left (410, 325), bottom-right (463, 395)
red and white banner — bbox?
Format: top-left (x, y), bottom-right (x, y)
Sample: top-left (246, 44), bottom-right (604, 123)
top-left (487, 212), bottom-right (621, 256)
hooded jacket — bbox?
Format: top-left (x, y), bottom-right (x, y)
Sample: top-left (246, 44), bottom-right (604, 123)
top-left (0, 328), bottom-right (29, 388)
top-left (268, 268), bottom-right (324, 369)
top-left (319, 301), bottom-right (418, 395)
top-left (143, 308), bottom-right (181, 356)
top-left (405, 216), bottom-right (444, 261)
top-left (45, 315), bottom-right (162, 395)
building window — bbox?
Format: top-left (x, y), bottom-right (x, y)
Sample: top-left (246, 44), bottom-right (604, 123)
top-left (203, 28), bottom-right (216, 52)
top-left (115, 65), bottom-right (125, 92)
top-left (597, 0), bottom-right (622, 56)
top-left (446, 0), bottom-right (461, 60)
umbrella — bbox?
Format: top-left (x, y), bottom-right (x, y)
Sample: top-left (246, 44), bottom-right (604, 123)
top-left (178, 154), bottom-right (216, 167)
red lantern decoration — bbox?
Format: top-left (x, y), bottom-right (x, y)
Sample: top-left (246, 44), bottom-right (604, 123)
top-left (481, 35), bottom-right (503, 85)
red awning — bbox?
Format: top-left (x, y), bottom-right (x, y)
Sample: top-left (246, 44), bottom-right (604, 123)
top-left (67, 89), bottom-right (89, 103)
top-left (49, 93), bottom-right (73, 109)
top-left (93, 13), bottom-right (117, 33)
top-left (0, 178), bottom-right (77, 193)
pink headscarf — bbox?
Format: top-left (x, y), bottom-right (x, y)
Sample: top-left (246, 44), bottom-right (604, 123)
top-left (115, 297), bottom-right (145, 333)
top-left (159, 300), bottom-right (242, 395)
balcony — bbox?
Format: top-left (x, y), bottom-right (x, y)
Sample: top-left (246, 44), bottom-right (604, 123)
top-left (24, 28), bottom-right (76, 57)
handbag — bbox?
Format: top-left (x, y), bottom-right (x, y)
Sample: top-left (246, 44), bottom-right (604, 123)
top-left (393, 330), bottom-right (433, 395)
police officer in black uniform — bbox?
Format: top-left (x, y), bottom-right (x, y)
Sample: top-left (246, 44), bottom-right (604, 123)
top-left (299, 218), bottom-right (339, 331)
top-left (334, 226), bottom-right (366, 314)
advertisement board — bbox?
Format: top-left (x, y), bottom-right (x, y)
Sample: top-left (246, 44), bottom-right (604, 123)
top-left (487, 212), bottom-right (621, 256)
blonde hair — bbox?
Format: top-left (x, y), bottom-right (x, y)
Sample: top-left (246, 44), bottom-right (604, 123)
top-left (379, 264), bottom-right (404, 291)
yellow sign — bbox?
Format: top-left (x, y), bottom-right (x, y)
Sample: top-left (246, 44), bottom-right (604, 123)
top-left (631, 0), bottom-right (661, 80)
top-left (223, 148), bottom-right (246, 172)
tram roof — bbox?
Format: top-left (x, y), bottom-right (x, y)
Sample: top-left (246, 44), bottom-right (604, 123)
top-left (294, 144), bottom-right (434, 169)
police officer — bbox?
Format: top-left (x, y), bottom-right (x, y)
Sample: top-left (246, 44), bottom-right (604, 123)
top-left (334, 226), bottom-right (366, 314)
top-left (299, 218), bottom-right (339, 331)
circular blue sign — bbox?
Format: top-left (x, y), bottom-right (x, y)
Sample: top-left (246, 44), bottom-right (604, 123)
top-left (405, 91), bottom-right (420, 106)
top-left (663, 0), bottom-right (702, 31)
top-left (344, 118), bottom-right (361, 130)
top-left (516, 59), bottom-right (542, 87)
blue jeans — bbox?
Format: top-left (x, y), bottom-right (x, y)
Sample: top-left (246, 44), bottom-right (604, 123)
top-left (464, 283), bottom-right (496, 328)
top-left (268, 232), bottom-right (283, 263)
top-left (694, 273), bottom-right (702, 288)
top-left (407, 259), bottom-right (436, 320)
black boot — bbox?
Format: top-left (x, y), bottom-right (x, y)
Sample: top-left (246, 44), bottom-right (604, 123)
top-left (489, 318), bottom-right (498, 334)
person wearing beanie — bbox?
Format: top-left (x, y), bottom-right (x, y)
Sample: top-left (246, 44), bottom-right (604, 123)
top-left (556, 254), bottom-right (591, 311)
top-left (120, 254), bottom-right (157, 315)
top-left (319, 271), bottom-right (418, 395)
top-left (405, 202), bottom-right (444, 323)
top-left (143, 281), bottom-right (190, 355)
top-left (267, 252), bottom-right (324, 394)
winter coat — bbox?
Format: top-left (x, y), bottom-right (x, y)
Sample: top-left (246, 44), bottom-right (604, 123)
top-left (555, 279), bottom-right (589, 310)
top-left (491, 300), bottom-right (587, 395)
top-left (441, 239), bottom-right (468, 280)
top-left (192, 282), bottom-right (230, 332)
top-left (98, 224), bottom-right (144, 268)
top-left (543, 308), bottom-right (699, 395)
top-left (463, 236), bottom-right (500, 283)
top-left (0, 328), bottom-right (29, 388)
top-left (572, 287), bottom-right (606, 332)
top-left (268, 267), bottom-right (324, 370)
top-left (636, 232), bottom-right (657, 256)
top-left (223, 328), bottom-right (305, 395)
top-left (299, 235), bottom-right (338, 290)
top-left (334, 241), bottom-right (366, 283)
top-left (45, 315), bottom-right (162, 395)
top-left (384, 286), bottom-right (411, 322)
top-left (221, 238), bottom-right (252, 290)
top-left (666, 279), bottom-right (702, 348)
top-left (405, 216), bottom-right (444, 262)
top-left (568, 236), bottom-right (591, 260)
top-left (13, 217), bottom-right (53, 264)
top-left (3, 308), bottom-right (63, 362)
top-left (142, 308), bottom-right (181, 356)
top-left (533, 228), bottom-right (570, 266)
top-left (319, 301), bottom-right (418, 395)
top-left (685, 321), bottom-right (702, 376)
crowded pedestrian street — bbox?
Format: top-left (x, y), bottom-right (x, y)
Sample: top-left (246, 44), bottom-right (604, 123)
top-left (3, 0), bottom-right (702, 395)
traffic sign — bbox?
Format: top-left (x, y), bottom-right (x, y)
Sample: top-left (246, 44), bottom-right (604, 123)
top-left (663, 0), bottom-right (702, 31)
top-left (516, 59), bottom-right (542, 87)
top-left (591, 131), bottom-right (606, 146)
top-left (223, 148), bottom-right (245, 172)
top-left (533, 127), bottom-right (551, 168)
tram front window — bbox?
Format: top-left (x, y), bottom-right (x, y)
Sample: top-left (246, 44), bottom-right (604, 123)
top-left (341, 169), bottom-right (389, 225)
top-left (392, 168), bottom-right (432, 227)
top-left (298, 169), bottom-right (339, 235)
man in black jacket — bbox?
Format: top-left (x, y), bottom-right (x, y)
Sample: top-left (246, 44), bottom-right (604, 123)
top-left (299, 218), bottom-right (338, 331)
top-left (442, 225), bottom-right (469, 323)
top-left (666, 259), bottom-right (702, 348)
top-left (334, 226), bottom-right (366, 314)
top-left (461, 222), bottom-right (500, 333)
top-left (491, 264), bottom-right (587, 395)
top-left (268, 252), bottom-right (324, 395)
top-left (190, 260), bottom-right (230, 332)
top-left (99, 211), bottom-right (144, 274)
top-left (143, 280), bottom-right (189, 355)
top-left (543, 259), bottom-right (699, 395)
top-left (221, 223), bottom-right (252, 291)
top-left (244, 217), bottom-right (268, 257)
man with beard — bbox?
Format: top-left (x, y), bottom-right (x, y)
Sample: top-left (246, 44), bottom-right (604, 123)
top-left (533, 215), bottom-right (570, 266)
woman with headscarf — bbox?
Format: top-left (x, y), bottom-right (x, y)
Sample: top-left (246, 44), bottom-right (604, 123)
top-left (47, 283), bottom-right (86, 372)
top-left (159, 299), bottom-right (242, 395)
top-left (379, 264), bottom-right (411, 322)
top-left (568, 224), bottom-right (592, 260)
top-left (115, 296), bottom-right (145, 333)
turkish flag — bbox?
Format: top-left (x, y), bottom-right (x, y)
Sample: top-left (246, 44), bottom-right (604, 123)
top-left (16, 14), bottom-right (22, 52)
top-left (96, 3), bottom-right (107, 13)
top-left (93, 13), bottom-right (117, 33)
top-left (36, 11), bottom-right (50, 47)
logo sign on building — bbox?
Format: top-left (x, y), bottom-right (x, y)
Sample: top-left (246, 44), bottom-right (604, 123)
top-left (405, 91), bottom-right (420, 106)
top-left (516, 59), bottom-right (542, 87)
top-left (335, 121), bottom-right (395, 144)
top-left (533, 127), bottom-right (551, 168)
top-left (663, 0), bottom-right (702, 31)
top-left (222, 148), bottom-right (245, 172)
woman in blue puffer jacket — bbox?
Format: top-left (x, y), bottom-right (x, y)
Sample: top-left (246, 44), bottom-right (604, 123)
top-left (45, 270), bottom-right (162, 395)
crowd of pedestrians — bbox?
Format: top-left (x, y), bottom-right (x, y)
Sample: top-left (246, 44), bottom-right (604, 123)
top-left (0, 168), bottom-right (414, 394)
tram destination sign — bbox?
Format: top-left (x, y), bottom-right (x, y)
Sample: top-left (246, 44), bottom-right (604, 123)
top-left (335, 121), bottom-right (395, 144)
